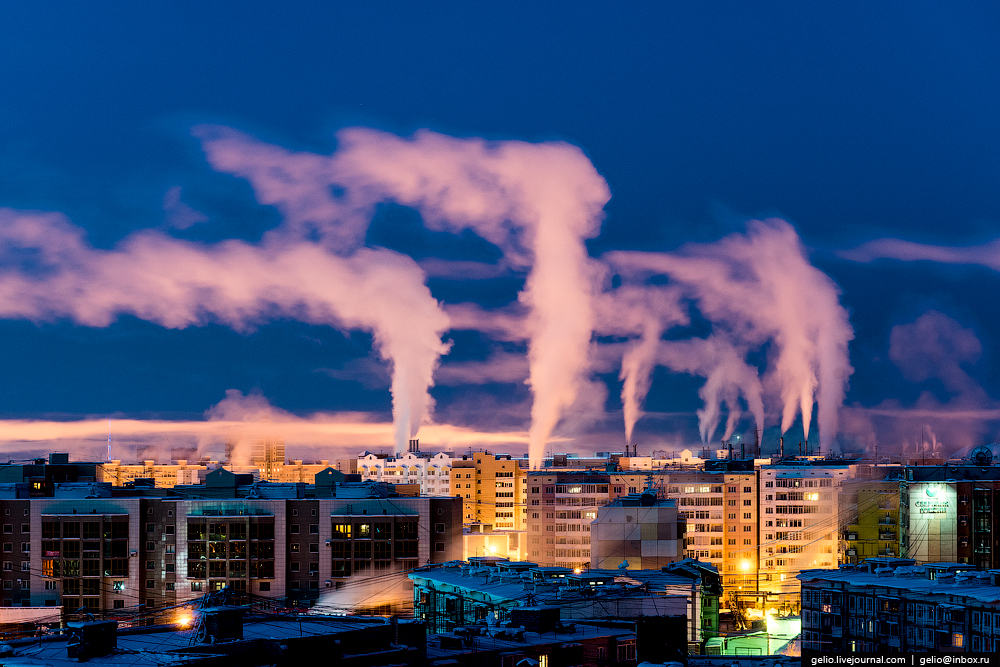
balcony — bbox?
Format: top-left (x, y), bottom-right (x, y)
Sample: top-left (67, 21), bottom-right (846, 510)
top-left (879, 533), bottom-right (896, 541)
top-left (878, 519), bottom-right (896, 526)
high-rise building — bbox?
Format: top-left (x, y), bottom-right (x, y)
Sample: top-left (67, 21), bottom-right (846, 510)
top-left (449, 453), bottom-right (527, 530)
top-left (525, 470), bottom-right (647, 569)
top-left (757, 462), bottom-right (854, 611)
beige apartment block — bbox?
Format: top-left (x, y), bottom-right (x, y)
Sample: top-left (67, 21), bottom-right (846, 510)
top-left (98, 461), bottom-right (208, 488)
top-left (449, 453), bottom-right (526, 531)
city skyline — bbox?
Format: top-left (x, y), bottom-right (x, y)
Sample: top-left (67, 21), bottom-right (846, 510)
top-left (0, 4), bottom-right (998, 464)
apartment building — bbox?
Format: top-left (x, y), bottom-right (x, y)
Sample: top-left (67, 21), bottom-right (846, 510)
top-left (525, 470), bottom-right (646, 570)
top-left (98, 460), bottom-right (208, 488)
top-left (662, 472), bottom-right (726, 575)
top-left (5, 485), bottom-right (461, 613)
top-left (843, 479), bottom-right (902, 564)
top-left (901, 465), bottom-right (1000, 569)
top-left (590, 492), bottom-right (683, 569)
top-left (450, 453), bottom-right (526, 530)
top-left (758, 462), bottom-right (853, 609)
top-left (358, 451), bottom-right (454, 497)
top-left (800, 559), bottom-right (996, 653)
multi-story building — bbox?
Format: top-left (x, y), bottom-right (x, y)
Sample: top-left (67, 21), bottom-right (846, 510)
top-left (450, 453), bottom-right (527, 530)
top-left (843, 479), bottom-right (902, 564)
top-left (662, 472), bottom-right (726, 574)
top-left (590, 490), bottom-right (683, 570)
top-left (98, 460), bottom-right (209, 488)
top-left (902, 464), bottom-right (1000, 569)
top-left (4, 476), bottom-right (462, 615)
top-left (661, 463), bottom-right (759, 597)
top-left (224, 438), bottom-right (285, 482)
top-left (409, 558), bottom-right (720, 651)
top-left (525, 470), bottom-right (646, 570)
top-left (359, 449), bottom-right (454, 497)
top-left (757, 462), bottom-right (853, 610)
top-left (799, 558), bottom-right (996, 653)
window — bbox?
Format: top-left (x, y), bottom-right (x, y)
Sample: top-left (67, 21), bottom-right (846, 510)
top-left (20, 561), bottom-right (28, 572)
top-left (165, 583), bottom-right (175, 591)
top-left (292, 509), bottom-right (298, 517)
top-left (20, 543), bottom-right (28, 553)
top-left (435, 542), bottom-right (445, 552)
top-left (290, 525), bottom-right (300, 534)
top-left (45, 580), bottom-right (56, 590)
top-left (259, 582), bottom-right (270, 592)
top-left (165, 545), bottom-right (175, 554)
top-left (146, 560), bottom-right (155, 570)
top-left (191, 582), bottom-right (203, 592)
top-left (435, 523), bottom-right (445, 533)
top-left (290, 563), bottom-right (300, 572)
top-left (311, 509), bottom-right (317, 517)
top-left (290, 544), bottom-right (299, 553)
top-left (146, 541), bottom-right (155, 551)
top-left (165, 564), bottom-right (175, 573)
top-left (309, 524), bottom-right (319, 534)
top-left (146, 580), bottom-right (155, 589)
top-left (744, 487), bottom-right (752, 493)
top-left (146, 523), bottom-right (155, 533)
top-left (20, 524), bottom-right (28, 534)
top-left (309, 544), bottom-right (319, 553)
top-left (165, 525), bottom-right (175, 535)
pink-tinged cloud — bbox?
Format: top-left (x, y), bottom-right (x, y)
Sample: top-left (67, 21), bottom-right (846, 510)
top-left (435, 352), bottom-right (530, 385)
top-left (606, 219), bottom-right (854, 453)
top-left (841, 238), bottom-right (1000, 270)
top-left (0, 209), bottom-right (450, 452)
top-left (889, 310), bottom-right (984, 398)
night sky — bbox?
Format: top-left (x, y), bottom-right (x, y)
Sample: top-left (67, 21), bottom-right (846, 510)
top-left (0, 2), bottom-right (998, 462)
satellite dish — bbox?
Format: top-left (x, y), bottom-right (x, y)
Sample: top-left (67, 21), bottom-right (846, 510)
top-left (970, 445), bottom-right (993, 467)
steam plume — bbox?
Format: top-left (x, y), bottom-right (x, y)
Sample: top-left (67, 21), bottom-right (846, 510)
top-left (0, 209), bottom-right (450, 452)
top-left (200, 128), bottom-right (611, 467)
top-left (606, 219), bottom-right (854, 453)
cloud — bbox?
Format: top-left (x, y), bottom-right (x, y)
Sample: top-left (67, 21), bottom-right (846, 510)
top-left (162, 186), bottom-right (208, 230)
top-left (434, 352), bottom-right (529, 385)
top-left (889, 310), bottom-right (983, 397)
top-left (841, 237), bottom-right (1000, 270)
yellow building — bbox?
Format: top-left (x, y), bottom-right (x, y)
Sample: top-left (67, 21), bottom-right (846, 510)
top-left (723, 471), bottom-right (760, 597)
top-left (449, 453), bottom-right (527, 531)
top-left (843, 480), bottom-right (901, 563)
top-left (98, 460), bottom-right (208, 488)
top-left (274, 460), bottom-right (335, 484)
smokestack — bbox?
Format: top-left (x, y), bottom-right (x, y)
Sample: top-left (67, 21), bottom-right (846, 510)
top-left (799, 441), bottom-right (803, 456)
top-left (633, 443), bottom-right (637, 456)
top-left (805, 440), bottom-right (809, 456)
top-left (741, 441), bottom-right (745, 460)
top-left (754, 429), bottom-right (760, 459)
top-left (779, 437), bottom-right (784, 460)
top-left (408, 439), bottom-right (419, 453)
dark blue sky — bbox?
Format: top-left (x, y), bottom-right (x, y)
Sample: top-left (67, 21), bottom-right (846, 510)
top-left (0, 2), bottom-right (998, 457)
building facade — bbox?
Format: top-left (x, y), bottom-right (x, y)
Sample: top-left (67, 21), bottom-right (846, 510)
top-left (359, 451), bottom-right (454, 497)
top-left (4, 490), bottom-right (461, 614)
top-left (450, 453), bottom-right (527, 530)
top-left (800, 559), bottom-right (999, 653)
